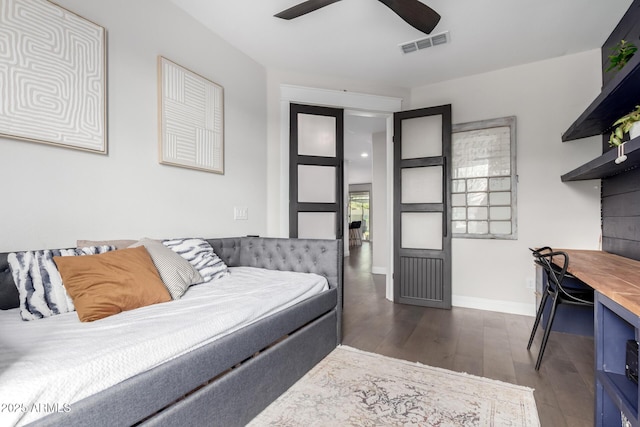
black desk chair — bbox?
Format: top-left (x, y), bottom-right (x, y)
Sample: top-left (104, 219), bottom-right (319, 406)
top-left (527, 247), bottom-right (594, 370)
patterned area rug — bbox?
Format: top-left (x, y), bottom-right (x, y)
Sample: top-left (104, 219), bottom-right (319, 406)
top-left (249, 346), bottom-right (540, 426)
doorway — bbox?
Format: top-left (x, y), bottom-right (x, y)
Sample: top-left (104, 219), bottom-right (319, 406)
top-left (279, 85), bottom-right (400, 301)
top-left (348, 191), bottom-right (370, 241)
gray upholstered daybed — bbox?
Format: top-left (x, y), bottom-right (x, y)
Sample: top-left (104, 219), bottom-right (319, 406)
top-left (0, 237), bottom-right (342, 427)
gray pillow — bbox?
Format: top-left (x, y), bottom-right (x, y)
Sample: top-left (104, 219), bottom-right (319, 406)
top-left (129, 238), bottom-right (203, 299)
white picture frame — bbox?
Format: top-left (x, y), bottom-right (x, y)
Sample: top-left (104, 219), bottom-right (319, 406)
top-left (0, 0), bottom-right (107, 153)
top-left (158, 56), bottom-right (224, 174)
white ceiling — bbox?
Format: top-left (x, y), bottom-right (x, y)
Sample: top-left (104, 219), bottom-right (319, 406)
top-left (170, 0), bottom-right (634, 185)
top-left (171, 0), bottom-right (633, 89)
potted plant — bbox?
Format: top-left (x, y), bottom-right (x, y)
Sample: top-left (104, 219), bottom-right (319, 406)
top-left (609, 105), bottom-right (640, 147)
top-left (606, 40), bottom-right (637, 72)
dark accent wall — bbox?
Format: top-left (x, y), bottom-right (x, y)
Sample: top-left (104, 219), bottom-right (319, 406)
top-left (600, 0), bottom-right (640, 260)
top-left (602, 167), bottom-right (640, 259)
top-left (601, 1), bottom-right (640, 153)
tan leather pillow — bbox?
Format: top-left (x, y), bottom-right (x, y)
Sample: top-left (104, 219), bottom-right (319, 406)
top-left (54, 246), bottom-right (171, 322)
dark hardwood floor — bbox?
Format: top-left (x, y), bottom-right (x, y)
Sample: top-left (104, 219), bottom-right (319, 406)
top-left (342, 243), bottom-right (595, 427)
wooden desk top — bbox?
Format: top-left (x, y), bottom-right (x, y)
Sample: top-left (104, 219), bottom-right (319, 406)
top-left (555, 249), bottom-right (640, 316)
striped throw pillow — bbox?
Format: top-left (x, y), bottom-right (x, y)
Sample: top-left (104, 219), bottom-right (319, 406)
top-left (162, 238), bottom-right (228, 283)
top-left (8, 246), bottom-right (114, 321)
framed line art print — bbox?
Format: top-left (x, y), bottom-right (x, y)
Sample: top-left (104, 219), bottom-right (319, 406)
top-left (158, 56), bottom-right (224, 174)
top-left (0, 0), bottom-right (107, 153)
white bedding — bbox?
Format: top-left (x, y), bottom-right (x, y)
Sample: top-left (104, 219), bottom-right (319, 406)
top-left (0, 267), bottom-right (329, 426)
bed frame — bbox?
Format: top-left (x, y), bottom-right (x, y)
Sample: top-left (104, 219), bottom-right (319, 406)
top-left (0, 237), bottom-right (342, 427)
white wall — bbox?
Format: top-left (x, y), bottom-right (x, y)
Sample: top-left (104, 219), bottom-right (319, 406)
top-left (371, 131), bottom-right (388, 275)
top-left (410, 50), bottom-right (603, 315)
top-left (0, 0), bottom-right (267, 252)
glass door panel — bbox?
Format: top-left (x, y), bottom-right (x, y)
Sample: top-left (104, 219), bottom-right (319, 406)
top-left (298, 165), bottom-right (336, 203)
top-left (401, 115), bottom-right (442, 159)
top-left (298, 212), bottom-right (336, 239)
top-left (297, 113), bottom-right (337, 157)
top-left (401, 212), bottom-right (443, 250)
top-left (401, 166), bottom-right (443, 204)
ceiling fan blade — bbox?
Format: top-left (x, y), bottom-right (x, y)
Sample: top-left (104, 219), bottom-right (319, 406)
top-left (377, 0), bottom-right (441, 34)
top-left (275, 0), bottom-right (342, 20)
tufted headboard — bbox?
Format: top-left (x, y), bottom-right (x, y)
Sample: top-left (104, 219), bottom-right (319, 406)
top-left (208, 236), bottom-right (343, 339)
top-left (207, 237), bottom-right (243, 268)
top-left (208, 237), bottom-right (342, 292)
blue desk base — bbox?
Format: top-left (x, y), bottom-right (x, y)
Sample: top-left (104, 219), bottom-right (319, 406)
top-left (541, 299), bottom-right (594, 337)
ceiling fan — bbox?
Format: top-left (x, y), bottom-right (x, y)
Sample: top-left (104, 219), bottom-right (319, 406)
top-left (274, 0), bottom-right (441, 35)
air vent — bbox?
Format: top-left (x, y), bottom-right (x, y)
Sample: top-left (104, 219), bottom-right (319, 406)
top-left (401, 43), bottom-right (417, 54)
top-left (400, 31), bottom-right (449, 54)
top-left (431, 33), bottom-right (448, 46)
top-left (416, 38), bottom-right (432, 49)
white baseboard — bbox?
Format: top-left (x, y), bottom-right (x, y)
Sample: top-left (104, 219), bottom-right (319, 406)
top-left (371, 266), bottom-right (387, 275)
top-left (452, 295), bottom-right (536, 317)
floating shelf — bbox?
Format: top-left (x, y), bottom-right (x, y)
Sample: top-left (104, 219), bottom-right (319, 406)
top-left (561, 137), bottom-right (640, 181)
top-left (562, 53), bottom-right (640, 142)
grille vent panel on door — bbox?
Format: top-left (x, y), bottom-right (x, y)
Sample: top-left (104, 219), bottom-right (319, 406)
top-left (400, 257), bottom-right (443, 301)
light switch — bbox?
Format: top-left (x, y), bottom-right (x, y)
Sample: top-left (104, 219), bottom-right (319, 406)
top-left (234, 207), bottom-right (248, 220)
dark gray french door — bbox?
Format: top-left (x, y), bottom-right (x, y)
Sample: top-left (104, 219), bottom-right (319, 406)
top-left (394, 105), bottom-right (452, 308)
top-left (289, 103), bottom-right (344, 240)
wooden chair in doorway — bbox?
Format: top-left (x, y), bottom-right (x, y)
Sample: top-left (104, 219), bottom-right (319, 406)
top-left (349, 221), bottom-right (362, 246)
